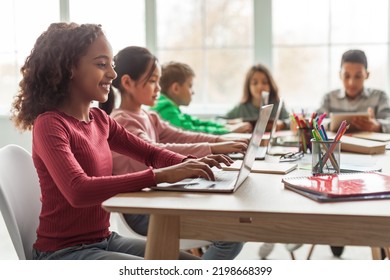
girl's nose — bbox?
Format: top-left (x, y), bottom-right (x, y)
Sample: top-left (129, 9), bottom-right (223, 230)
top-left (107, 67), bottom-right (117, 80)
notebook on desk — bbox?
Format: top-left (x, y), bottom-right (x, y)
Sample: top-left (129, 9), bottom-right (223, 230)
top-left (340, 135), bottom-right (386, 154)
top-left (350, 132), bottom-right (390, 142)
top-left (282, 172), bottom-right (390, 202)
top-left (151, 104), bottom-right (273, 193)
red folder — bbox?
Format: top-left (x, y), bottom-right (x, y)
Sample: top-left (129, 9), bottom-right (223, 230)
top-left (282, 172), bottom-right (390, 202)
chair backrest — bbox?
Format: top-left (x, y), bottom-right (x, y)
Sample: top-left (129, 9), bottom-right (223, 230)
top-left (0, 144), bottom-right (40, 259)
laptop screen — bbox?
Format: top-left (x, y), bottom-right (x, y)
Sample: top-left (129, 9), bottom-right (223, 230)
top-left (266, 99), bottom-right (284, 152)
top-left (235, 104), bottom-right (273, 189)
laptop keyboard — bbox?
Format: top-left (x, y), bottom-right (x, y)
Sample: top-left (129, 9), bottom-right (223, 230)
top-left (186, 170), bottom-right (237, 185)
top-left (228, 147), bottom-right (266, 160)
top-left (214, 170), bottom-right (237, 182)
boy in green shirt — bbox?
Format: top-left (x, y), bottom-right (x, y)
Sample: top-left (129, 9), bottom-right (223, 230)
top-left (151, 62), bottom-right (252, 135)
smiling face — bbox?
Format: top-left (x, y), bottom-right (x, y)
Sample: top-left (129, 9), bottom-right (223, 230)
top-left (339, 62), bottom-right (369, 99)
top-left (69, 34), bottom-right (117, 104)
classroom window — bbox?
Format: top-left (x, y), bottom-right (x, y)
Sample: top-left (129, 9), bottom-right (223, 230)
top-left (1, 0), bottom-right (390, 116)
top-left (0, 0), bottom-right (59, 114)
top-left (69, 0), bottom-right (145, 54)
top-left (273, 0), bottom-right (389, 111)
top-left (155, 0), bottom-right (254, 114)
top-left (0, 0), bottom-right (145, 115)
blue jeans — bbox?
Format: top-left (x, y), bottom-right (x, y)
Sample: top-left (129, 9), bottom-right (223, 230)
top-left (124, 214), bottom-right (244, 260)
top-left (33, 232), bottom-right (198, 260)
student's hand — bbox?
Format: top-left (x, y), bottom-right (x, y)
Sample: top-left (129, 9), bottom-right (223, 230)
top-left (210, 141), bottom-right (248, 154)
top-left (352, 107), bottom-right (381, 132)
top-left (226, 118), bottom-right (243, 125)
top-left (226, 122), bottom-right (253, 133)
top-left (153, 155), bottom-right (233, 184)
top-left (266, 120), bottom-right (273, 131)
top-left (276, 120), bottom-right (286, 131)
top-left (196, 154), bottom-right (234, 168)
top-left (266, 120), bottom-right (285, 131)
top-left (217, 137), bottom-right (249, 145)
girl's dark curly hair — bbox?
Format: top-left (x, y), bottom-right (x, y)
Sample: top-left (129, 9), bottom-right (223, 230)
top-left (11, 22), bottom-right (104, 131)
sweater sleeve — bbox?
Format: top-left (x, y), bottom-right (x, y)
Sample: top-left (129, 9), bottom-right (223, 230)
top-left (224, 104), bottom-right (241, 119)
top-left (113, 110), bottom-right (215, 157)
top-left (279, 102), bottom-right (291, 129)
top-left (33, 112), bottom-right (186, 207)
top-left (316, 93), bottom-right (331, 114)
top-left (106, 113), bottom-right (188, 168)
top-left (375, 91), bottom-right (390, 133)
top-left (151, 112), bottom-right (219, 157)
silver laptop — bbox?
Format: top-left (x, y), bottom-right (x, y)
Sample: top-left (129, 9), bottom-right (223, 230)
top-left (152, 104), bottom-right (273, 193)
top-left (234, 99), bottom-right (290, 160)
top-left (230, 99), bottom-right (284, 160)
top-left (258, 99), bottom-right (284, 158)
top-left (264, 99), bottom-right (298, 156)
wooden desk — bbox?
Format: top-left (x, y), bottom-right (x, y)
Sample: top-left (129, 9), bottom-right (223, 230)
top-left (102, 152), bottom-right (390, 259)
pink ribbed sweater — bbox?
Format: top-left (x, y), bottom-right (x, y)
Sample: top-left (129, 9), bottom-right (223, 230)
top-left (111, 108), bottom-right (220, 174)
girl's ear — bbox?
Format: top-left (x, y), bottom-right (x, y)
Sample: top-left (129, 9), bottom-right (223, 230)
top-left (365, 71), bottom-right (370, 80)
top-left (121, 74), bottom-right (135, 91)
top-left (70, 66), bottom-right (76, 80)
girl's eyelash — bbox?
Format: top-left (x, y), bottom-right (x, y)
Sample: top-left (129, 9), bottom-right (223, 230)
top-left (97, 62), bottom-right (115, 68)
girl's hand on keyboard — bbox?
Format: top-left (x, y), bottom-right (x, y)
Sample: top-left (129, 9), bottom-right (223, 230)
top-left (197, 154), bottom-right (233, 169)
top-left (154, 155), bottom-right (233, 184)
top-left (210, 141), bottom-right (247, 154)
top-left (154, 160), bottom-right (214, 183)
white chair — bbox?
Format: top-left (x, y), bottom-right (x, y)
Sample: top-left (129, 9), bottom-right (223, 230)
top-left (0, 144), bottom-right (209, 260)
top-left (0, 144), bottom-right (41, 260)
top-left (111, 212), bottom-right (211, 256)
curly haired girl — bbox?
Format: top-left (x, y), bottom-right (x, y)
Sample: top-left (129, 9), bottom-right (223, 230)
top-left (12, 22), bottom-right (230, 260)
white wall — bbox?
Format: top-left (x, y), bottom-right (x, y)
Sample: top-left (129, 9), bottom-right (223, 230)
top-left (0, 116), bottom-right (32, 152)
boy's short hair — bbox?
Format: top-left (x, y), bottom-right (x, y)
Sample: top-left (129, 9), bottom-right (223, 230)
top-left (160, 61), bottom-right (195, 93)
top-left (341, 49), bottom-right (368, 69)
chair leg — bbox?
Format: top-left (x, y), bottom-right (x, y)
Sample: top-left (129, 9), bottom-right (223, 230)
top-left (285, 244), bottom-right (302, 260)
top-left (384, 248), bottom-right (390, 260)
top-left (306, 245), bottom-right (315, 260)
